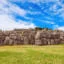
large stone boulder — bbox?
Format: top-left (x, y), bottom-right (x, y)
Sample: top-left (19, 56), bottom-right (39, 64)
top-left (35, 31), bottom-right (42, 45)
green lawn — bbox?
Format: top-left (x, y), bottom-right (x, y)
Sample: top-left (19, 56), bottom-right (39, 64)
top-left (0, 45), bottom-right (64, 64)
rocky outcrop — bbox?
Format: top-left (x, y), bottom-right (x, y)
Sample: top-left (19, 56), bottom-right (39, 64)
top-left (0, 29), bottom-right (64, 45)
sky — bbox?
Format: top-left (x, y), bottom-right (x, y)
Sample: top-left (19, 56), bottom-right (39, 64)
top-left (0, 0), bottom-right (64, 30)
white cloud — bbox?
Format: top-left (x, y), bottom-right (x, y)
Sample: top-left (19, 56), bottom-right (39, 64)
top-left (8, 4), bottom-right (26, 16)
top-left (0, 0), bottom-right (8, 4)
top-left (8, 0), bottom-right (64, 18)
top-left (0, 15), bottom-right (35, 30)
top-left (48, 0), bottom-right (64, 17)
top-left (0, 0), bottom-right (27, 16)
top-left (45, 21), bottom-right (55, 24)
top-left (57, 26), bottom-right (64, 31)
top-left (53, 25), bottom-right (64, 31)
top-left (0, 0), bottom-right (64, 31)
top-left (27, 0), bottom-right (64, 18)
top-left (41, 20), bottom-right (55, 25)
top-left (0, 0), bottom-right (36, 30)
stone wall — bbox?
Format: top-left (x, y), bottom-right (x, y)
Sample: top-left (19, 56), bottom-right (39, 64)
top-left (0, 29), bottom-right (64, 45)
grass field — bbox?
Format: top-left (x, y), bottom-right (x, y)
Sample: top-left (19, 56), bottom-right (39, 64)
top-left (0, 45), bottom-right (64, 64)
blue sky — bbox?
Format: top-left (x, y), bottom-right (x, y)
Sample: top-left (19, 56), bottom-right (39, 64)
top-left (0, 0), bottom-right (64, 30)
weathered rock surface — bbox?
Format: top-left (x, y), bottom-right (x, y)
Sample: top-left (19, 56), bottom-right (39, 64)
top-left (0, 29), bottom-right (64, 45)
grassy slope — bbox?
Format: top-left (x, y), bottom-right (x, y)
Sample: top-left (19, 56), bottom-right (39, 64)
top-left (0, 45), bottom-right (64, 64)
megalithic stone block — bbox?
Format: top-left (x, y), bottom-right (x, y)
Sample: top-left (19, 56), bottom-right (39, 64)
top-left (35, 40), bottom-right (42, 45)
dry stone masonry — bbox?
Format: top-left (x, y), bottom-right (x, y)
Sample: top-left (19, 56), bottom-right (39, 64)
top-left (0, 28), bottom-right (64, 45)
